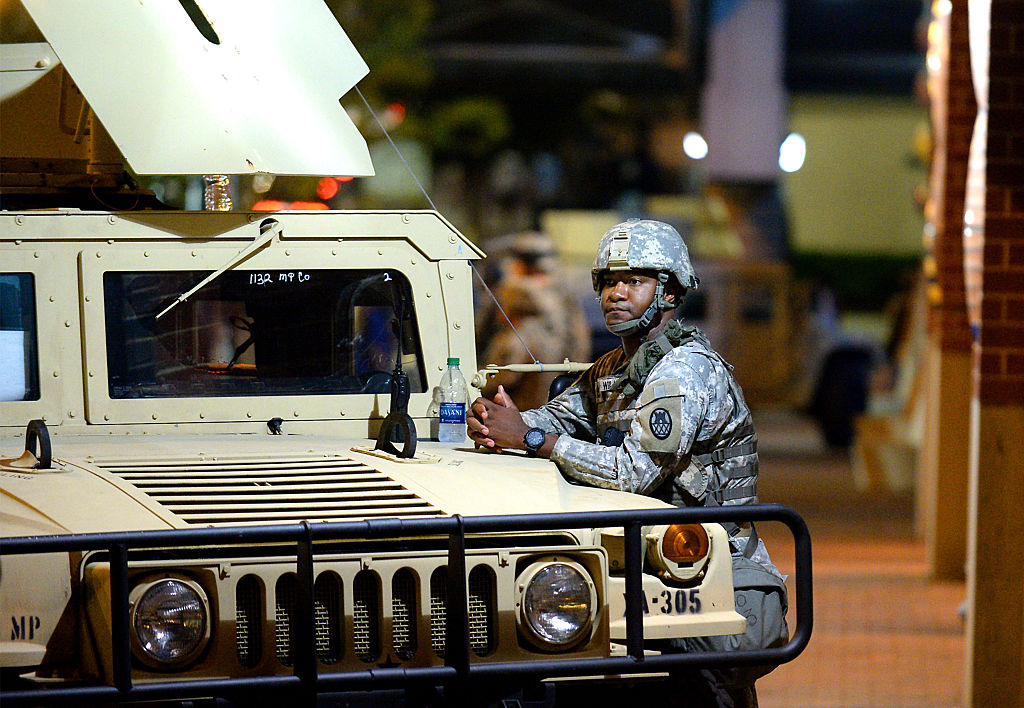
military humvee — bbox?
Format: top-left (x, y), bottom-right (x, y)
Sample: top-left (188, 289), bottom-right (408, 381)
top-left (0, 3), bottom-right (808, 706)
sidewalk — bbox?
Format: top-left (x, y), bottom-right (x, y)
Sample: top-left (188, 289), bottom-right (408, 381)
top-left (752, 409), bottom-right (966, 708)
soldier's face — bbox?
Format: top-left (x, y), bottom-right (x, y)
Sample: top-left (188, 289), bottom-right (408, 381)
top-left (599, 271), bottom-right (658, 328)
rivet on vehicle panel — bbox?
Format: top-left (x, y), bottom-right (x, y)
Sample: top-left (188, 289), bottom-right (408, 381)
top-left (248, 213), bottom-right (257, 222)
top-left (331, 249), bottom-right (337, 256)
top-left (144, 251), bottom-right (150, 257)
top-left (402, 214), bottom-right (410, 223)
top-left (438, 365), bottom-right (444, 371)
top-left (378, 249), bottom-right (384, 256)
top-left (49, 296), bottom-right (55, 302)
top-left (64, 321), bottom-right (71, 327)
top-left (88, 371), bottom-right (94, 377)
top-left (33, 251), bottom-right (39, 258)
top-left (107, 239), bottom-right (114, 245)
top-left (107, 215), bottom-right (116, 225)
top-left (448, 235), bottom-right (456, 244)
top-left (52, 370), bottom-right (59, 377)
top-left (104, 415), bottom-right (110, 421)
top-left (285, 249), bottom-right (290, 256)
top-left (84, 295), bottom-right (91, 302)
top-left (445, 272), bottom-right (454, 280)
top-left (425, 292), bottom-right (431, 298)
top-left (95, 252), bottom-right (101, 258)
top-left (152, 413), bottom-right (158, 420)
top-left (246, 411), bottom-right (253, 418)
top-left (191, 250), bottom-right (197, 257)
top-left (68, 411), bottom-right (75, 418)
top-left (410, 259), bottom-right (416, 265)
top-left (199, 412), bottom-right (205, 419)
top-left (293, 411), bottom-right (300, 417)
top-left (14, 216), bottom-right (23, 225)
top-left (453, 322), bottom-right (461, 330)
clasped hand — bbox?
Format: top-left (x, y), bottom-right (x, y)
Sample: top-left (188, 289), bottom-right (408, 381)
top-left (467, 385), bottom-right (529, 451)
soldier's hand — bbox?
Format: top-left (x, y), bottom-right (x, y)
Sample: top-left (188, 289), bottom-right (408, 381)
top-left (468, 396), bottom-right (502, 451)
top-left (468, 397), bottom-right (528, 451)
top-left (493, 385), bottom-right (519, 411)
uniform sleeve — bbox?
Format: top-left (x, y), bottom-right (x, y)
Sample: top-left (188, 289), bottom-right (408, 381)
top-left (548, 357), bottom-right (716, 496)
top-left (520, 381), bottom-right (598, 442)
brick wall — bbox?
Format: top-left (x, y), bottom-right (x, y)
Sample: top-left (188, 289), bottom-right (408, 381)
top-left (980, 0), bottom-right (1024, 405)
top-left (929, 0), bottom-right (975, 354)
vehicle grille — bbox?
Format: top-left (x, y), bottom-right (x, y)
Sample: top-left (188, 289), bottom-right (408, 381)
top-left (235, 575), bottom-right (262, 668)
top-left (240, 563), bottom-right (497, 670)
top-left (314, 573), bottom-right (342, 663)
top-left (391, 568), bottom-right (417, 660)
top-left (428, 566), bottom-right (495, 659)
top-left (89, 453), bottom-right (442, 525)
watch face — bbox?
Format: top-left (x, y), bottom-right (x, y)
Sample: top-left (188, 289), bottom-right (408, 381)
top-left (525, 428), bottom-right (545, 451)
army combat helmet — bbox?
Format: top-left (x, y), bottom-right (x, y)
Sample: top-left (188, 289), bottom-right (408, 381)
top-left (592, 219), bottom-right (699, 336)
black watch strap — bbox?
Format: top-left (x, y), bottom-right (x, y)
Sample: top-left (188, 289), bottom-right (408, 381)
top-left (523, 427), bottom-right (546, 456)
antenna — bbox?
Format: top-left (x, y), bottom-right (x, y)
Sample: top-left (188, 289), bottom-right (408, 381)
top-left (354, 86), bottom-right (539, 365)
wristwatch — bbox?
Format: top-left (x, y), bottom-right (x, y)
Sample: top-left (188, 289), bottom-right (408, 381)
top-left (523, 427), bottom-right (546, 456)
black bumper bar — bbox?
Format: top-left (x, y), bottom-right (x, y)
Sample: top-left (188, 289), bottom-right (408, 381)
top-left (1, 503), bottom-right (812, 705)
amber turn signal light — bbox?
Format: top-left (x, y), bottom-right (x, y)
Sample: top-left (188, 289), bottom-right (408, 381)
top-left (661, 524), bottom-right (710, 563)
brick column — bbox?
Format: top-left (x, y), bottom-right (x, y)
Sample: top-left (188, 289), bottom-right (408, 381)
top-left (918, 0), bottom-right (974, 580)
top-left (963, 0), bottom-right (1024, 704)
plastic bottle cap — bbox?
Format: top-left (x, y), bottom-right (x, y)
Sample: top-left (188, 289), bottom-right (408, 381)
top-left (448, 357), bottom-right (460, 366)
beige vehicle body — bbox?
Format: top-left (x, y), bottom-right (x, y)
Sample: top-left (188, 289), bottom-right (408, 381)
top-left (0, 209), bottom-right (746, 695)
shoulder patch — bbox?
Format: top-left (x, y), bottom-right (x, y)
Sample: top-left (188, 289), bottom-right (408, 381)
top-left (636, 378), bottom-right (684, 453)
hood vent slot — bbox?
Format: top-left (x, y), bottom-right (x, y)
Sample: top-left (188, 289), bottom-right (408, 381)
top-left (92, 454), bottom-right (441, 525)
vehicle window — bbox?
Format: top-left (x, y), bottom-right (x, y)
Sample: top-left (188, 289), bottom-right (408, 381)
top-left (0, 273), bottom-right (41, 402)
top-left (103, 269), bottom-right (425, 399)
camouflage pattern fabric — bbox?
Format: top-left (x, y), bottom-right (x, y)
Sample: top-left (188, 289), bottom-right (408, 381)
top-left (591, 219), bottom-right (700, 291)
top-left (520, 327), bottom-right (778, 572)
top-left (522, 325), bottom-right (790, 703)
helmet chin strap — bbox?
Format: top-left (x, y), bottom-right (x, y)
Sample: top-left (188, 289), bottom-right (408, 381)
top-left (607, 272), bottom-right (672, 337)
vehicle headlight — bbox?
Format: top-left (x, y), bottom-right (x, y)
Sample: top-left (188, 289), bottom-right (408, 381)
top-left (646, 523), bottom-right (711, 582)
top-left (517, 560), bottom-right (596, 650)
top-left (130, 577), bottom-right (210, 668)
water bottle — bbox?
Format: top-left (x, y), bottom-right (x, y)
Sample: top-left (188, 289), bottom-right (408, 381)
top-left (437, 357), bottom-right (467, 443)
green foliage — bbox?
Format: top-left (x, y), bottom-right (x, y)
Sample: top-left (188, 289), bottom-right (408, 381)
top-left (326, 0), bottom-right (435, 103)
top-left (428, 97), bottom-right (512, 161)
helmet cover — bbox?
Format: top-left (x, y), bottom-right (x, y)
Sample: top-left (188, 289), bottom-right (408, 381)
top-left (591, 219), bottom-right (699, 292)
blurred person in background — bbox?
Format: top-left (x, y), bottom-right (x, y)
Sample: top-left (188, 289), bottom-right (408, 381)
top-left (477, 231), bottom-right (590, 409)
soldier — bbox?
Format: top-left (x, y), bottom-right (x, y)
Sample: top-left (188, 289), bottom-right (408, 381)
top-left (468, 219), bottom-right (788, 708)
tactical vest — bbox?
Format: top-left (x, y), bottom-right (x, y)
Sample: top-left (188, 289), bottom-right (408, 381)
top-left (583, 330), bottom-right (759, 511)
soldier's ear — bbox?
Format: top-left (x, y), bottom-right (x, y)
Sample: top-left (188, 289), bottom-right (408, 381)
top-left (663, 281), bottom-right (682, 305)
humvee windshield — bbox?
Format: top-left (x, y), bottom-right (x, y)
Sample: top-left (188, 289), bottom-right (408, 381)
top-left (103, 269), bottom-right (425, 399)
top-left (0, 273), bottom-right (40, 402)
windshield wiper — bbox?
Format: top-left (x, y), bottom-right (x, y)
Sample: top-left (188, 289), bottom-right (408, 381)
top-left (156, 218), bottom-right (282, 320)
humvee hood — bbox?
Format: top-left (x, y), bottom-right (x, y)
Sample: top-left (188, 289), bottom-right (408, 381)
top-left (1, 436), bottom-right (667, 535)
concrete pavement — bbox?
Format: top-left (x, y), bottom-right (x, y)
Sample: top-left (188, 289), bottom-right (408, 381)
top-left (752, 408), bottom-right (965, 708)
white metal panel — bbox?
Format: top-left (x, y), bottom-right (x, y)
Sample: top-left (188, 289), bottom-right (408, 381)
top-left (0, 43), bottom-right (59, 101)
top-left (21, 0), bottom-right (373, 177)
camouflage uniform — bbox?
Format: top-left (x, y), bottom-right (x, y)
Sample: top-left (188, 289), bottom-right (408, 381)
top-left (520, 219), bottom-right (788, 706)
top-left (522, 327), bottom-right (789, 706)
top-left (520, 326), bottom-right (776, 568)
